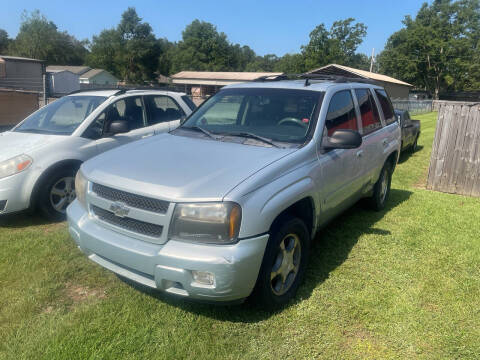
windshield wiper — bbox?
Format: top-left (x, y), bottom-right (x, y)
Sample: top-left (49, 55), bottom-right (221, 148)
top-left (181, 126), bottom-right (220, 140)
top-left (220, 132), bottom-right (281, 148)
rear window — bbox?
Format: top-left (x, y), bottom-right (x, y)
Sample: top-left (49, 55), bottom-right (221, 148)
top-left (375, 89), bottom-right (395, 125)
top-left (355, 89), bottom-right (382, 135)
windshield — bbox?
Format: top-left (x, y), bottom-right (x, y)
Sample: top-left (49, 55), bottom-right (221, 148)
top-left (15, 95), bottom-right (107, 135)
top-left (180, 88), bottom-right (322, 144)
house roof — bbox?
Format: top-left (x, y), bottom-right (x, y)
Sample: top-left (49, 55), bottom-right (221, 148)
top-left (172, 71), bottom-right (283, 81)
top-left (46, 65), bottom-right (91, 75)
top-left (307, 64), bottom-right (413, 87)
top-left (0, 55), bottom-right (44, 63)
top-left (79, 68), bottom-right (117, 80)
top-left (171, 71), bottom-right (284, 86)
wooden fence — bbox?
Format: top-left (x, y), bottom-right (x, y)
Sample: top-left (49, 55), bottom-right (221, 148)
top-left (427, 103), bottom-right (480, 197)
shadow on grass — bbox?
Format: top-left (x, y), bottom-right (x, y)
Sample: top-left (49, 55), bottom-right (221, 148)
top-left (398, 145), bottom-right (424, 164)
top-left (0, 211), bottom-right (55, 228)
top-left (119, 188), bottom-right (412, 322)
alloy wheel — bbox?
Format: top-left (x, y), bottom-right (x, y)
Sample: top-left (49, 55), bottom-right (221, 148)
top-left (50, 176), bottom-right (76, 214)
top-left (270, 233), bottom-right (302, 296)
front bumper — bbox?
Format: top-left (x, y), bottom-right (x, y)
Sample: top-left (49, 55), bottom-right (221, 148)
top-left (67, 200), bottom-right (269, 302)
top-left (0, 171), bottom-right (31, 215)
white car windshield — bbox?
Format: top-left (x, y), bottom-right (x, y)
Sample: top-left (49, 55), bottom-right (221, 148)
top-left (180, 88), bottom-right (322, 145)
top-left (15, 95), bottom-right (107, 135)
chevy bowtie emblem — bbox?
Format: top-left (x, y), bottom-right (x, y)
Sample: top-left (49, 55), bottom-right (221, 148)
top-left (110, 201), bottom-right (130, 218)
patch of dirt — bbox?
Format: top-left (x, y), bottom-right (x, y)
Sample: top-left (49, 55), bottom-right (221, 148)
top-left (64, 282), bottom-right (107, 303)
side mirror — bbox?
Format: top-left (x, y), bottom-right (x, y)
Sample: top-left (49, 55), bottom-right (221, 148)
top-left (322, 129), bottom-right (362, 150)
top-left (108, 120), bottom-right (129, 135)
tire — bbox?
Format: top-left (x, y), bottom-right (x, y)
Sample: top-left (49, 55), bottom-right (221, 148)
top-left (411, 136), bottom-right (419, 153)
top-left (252, 216), bottom-right (310, 308)
top-left (368, 162), bottom-right (392, 211)
top-left (38, 167), bottom-right (78, 221)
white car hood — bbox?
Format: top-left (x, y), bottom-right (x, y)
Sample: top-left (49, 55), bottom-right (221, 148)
top-left (83, 133), bottom-right (297, 202)
top-left (0, 131), bottom-right (69, 162)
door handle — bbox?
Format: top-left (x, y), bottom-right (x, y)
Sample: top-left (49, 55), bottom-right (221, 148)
top-left (142, 133), bottom-right (154, 139)
top-left (356, 150), bottom-right (364, 158)
top-left (382, 139), bottom-right (388, 147)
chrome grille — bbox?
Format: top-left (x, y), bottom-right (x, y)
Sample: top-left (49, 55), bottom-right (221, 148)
top-left (92, 183), bottom-right (169, 214)
top-left (91, 205), bottom-right (163, 238)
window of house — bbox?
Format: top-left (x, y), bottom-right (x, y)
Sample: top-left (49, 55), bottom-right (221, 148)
top-left (355, 89), bottom-right (382, 135)
top-left (375, 89), bottom-right (396, 125)
top-left (325, 90), bottom-right (357, 137)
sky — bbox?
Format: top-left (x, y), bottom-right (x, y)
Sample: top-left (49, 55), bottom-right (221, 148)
top-left (1, 0), bottom-right (427, 57)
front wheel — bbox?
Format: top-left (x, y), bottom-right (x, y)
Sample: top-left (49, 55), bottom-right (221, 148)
top-left (252, 216), bottom-right (310, 308)
top-left (411, 136), bottom-right (419, 152)
top-left (38, 167), bottom-right (78, 221)
top-left (368, 162), bottom-right (392, 211)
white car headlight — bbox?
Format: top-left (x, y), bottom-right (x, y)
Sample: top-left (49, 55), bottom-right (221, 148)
top-left (168, 202), bottom-right (242, 244)
top-left (75, 169), bottom-right (88, 209)
top-left (0, 154), bottom-right (33, 179)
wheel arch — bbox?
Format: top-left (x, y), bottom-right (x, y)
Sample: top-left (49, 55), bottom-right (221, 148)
top-left (269, 197), bottom-right (316, 240)
top-left (30, 159), bottom-right (83, 210)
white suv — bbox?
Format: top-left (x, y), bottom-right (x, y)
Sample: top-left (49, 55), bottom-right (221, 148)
top-left (0, 89), bottom-right (195, 219)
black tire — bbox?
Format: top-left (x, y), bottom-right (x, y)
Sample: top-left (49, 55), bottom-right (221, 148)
top-left (411, 136), bottom-right (419, 153)
top-left (38, 167), bottom-right (78, 221)
top-left (368, 162), bottom-right (392, 211)
top-left (252, 216), bottom-right (310, 308)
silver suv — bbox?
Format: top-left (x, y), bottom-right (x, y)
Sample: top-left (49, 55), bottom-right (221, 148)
top-left (67, 77), bottom-right (401, 307)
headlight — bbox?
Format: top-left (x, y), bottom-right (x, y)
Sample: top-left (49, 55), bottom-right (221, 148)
top-left (0, 154), bottom-right (33, 179)
top-left (75, 169), bottom-right (88, 209)
top-left (168, 202), bottom-right (242, 244)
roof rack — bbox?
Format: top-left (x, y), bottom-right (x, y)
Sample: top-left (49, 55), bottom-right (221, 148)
top-left (253, 74), bottom-right (290, 82)
top-left (68, 88), bottom-right (126, 96)
top-left (300, 74), bottom-right (378, 87)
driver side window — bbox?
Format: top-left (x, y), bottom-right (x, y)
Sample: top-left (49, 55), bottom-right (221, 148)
top-left (325, 90), bottom-right (358, 137)
top-left (83, 97), bottom-right (146, 139)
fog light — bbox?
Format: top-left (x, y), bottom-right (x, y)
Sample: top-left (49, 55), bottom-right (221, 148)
top-left (192, 270), bottom-right (215, 286)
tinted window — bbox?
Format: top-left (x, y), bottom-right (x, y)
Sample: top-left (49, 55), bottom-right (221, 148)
top-left (180, 88), bottom-right (321, 144)
top-left (375, 89), bottom-right (395, 125)
top-left (355, 89), bottom-right (382, 135)
top-left (15, 96), bottom-right (106, 135)
top-left (325, 90), bottom-right (357, 136)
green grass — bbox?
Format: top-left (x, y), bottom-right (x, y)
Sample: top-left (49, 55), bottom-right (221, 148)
top-left (1, 112), bottom-right (480, 359)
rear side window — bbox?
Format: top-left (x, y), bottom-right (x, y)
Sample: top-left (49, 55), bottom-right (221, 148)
top-left (145, 95), bottom-right (185, 125)
top-left (325, 90), bottom-right (357, 137)
top-left (355, 89), bottom-right (382, 135)
top-left (375, 89), bottom-right (395, 125)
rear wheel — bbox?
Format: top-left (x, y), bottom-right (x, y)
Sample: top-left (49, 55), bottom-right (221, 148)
top-left (369, 162), bottom-right (392, 211)
top-left (38, 167), bottom-right (78, 221)
top-left (252, 216), bottom-right (309, 308)
top-left (411, 136), bottom-right (419, 152)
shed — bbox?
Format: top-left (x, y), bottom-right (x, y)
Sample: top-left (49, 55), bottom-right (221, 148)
top-left (171, 71), bottom-right (284, 99)
top-left (79, 69), bottom-right (119, 86)
top-left (46, 68), bottom-right (80, 96)
top-left (306, 64), bottom-right (413, 99)
top-left (0, 55), bottom-right (44, 92)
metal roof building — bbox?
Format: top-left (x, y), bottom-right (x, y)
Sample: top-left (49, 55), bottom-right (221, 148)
top-left (306, 64), bottom-right (413, 99)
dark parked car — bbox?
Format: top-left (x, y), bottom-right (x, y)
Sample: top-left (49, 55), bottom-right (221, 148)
top-left (395, 110), bottom-right (420, 152)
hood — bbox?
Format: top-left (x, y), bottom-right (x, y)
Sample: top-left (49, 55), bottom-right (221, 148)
top-left (0, 131), bottom-right (69, 162)
top-left (83, 133), bottom-right (297, 201)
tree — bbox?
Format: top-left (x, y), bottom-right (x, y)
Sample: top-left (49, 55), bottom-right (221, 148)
top-left (170, 20), bottom-right (237, 73)
top-left (0, 29), bottom-right (10, 54)
top-left (10, 10), bottom-right (87, 64)
top-left (378, 0), bottom-right (480, 98)
top-left (302, 18), bottom-right (367, 70)
top-left (274, 53), bottom-right (306, 74)
top-left (88, 7), bottom-right (161, 83)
